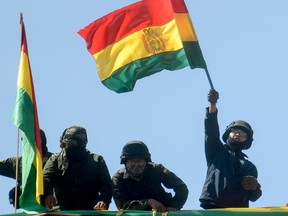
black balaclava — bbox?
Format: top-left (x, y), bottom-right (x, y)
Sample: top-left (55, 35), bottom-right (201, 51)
top-left (226, 138), bottom-right (246, 155)
top-left (65, 146), bottom-right (87, 162)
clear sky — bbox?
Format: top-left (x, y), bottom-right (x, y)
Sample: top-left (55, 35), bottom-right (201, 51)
top-left (0, 0), bottom-right (288, 214)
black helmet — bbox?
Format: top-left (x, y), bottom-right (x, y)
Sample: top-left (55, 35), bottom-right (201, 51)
top-left (222, 120), bottom-right (254, 150)
top-left (120, 141), bottom-right (152, 164)
top-left (60, 126), bottom-right (88, 148)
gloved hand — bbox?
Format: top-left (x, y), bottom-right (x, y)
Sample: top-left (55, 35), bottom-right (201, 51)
top-left (8, 185), bottom-right (21, 209)
top-left (241, 176), bottom-right (259, 191)
top-left (208, 89), bottom-right (219, 103)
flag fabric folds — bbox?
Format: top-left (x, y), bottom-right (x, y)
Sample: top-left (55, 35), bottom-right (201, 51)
top-left (12, 14), bottom-right (46, 212)
top-left (78, 0), bottom-right (206, 93)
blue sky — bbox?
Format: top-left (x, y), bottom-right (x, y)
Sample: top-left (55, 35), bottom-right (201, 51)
top-left (0, 0), bottom-right (288, 214)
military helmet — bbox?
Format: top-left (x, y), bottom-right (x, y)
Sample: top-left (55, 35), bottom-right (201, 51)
top-left (60, 126), bottom-right (88, 148)
top-left (222, 120), bottom-right (254, 150)
top-left (120, 141), bottom-right (152, 164)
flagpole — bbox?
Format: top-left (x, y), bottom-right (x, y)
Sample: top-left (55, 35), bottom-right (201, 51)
top-left (204, 68), bottom-right (215, 90)
top-left (13, 13), bottom-right (25, 213)
top-left (14, 129), bottom-right (21, 213)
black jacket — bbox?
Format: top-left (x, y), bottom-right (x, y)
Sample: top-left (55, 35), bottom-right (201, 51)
top-left (112, 162), bottom-right (188, 210)
top-left (199, 108), bottom-right (262, 208)
top-left (0, 152), bottom-right (53, 208)
top-left (0, 152), bottom-right (52, 182)
top-left (43, 149), bottom-right (112, 210)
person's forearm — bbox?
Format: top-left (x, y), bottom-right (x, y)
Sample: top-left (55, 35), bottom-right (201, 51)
top-left (209, 103), bottom-right (217, 113)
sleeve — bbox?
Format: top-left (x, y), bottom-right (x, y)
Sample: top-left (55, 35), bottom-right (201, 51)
top-left (249, 184), bottom-right (262, 202)
top-left (204, 107), bottom-right (223, 165)
top-left (97, 156), bottom-right (113, 207)
top-left (159, 164), bottom-right (189, 209)
top-left (112, 171), bottom-right (126, 209)
top-left (247, 163), bottom-right (262, 202)
top-left (0, 157), bottom-right (21, 181)
top-left (111, 171), bottom-right (150, 210)
top-left (42, 155), bottom-right (58, 197)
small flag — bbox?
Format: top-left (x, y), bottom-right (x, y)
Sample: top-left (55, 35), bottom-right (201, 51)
top-left (78, 0), bottom-right (206, 93)
top-left (12, 14), bottom-right (47, 213)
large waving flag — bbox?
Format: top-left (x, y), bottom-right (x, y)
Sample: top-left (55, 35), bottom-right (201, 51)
top-left (12, 14), bottom-right (47, 213)
top-left (78, 0), bottom-right (206, 93)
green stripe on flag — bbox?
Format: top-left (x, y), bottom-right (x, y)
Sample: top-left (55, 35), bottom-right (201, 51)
top-left (102, 49), bottom-right (189, 93)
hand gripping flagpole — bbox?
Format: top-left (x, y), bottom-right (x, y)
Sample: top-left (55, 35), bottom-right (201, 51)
top-left (204, 67), bottom-right (215, 90)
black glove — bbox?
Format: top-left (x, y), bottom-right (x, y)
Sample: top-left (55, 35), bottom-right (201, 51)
top-left (241, 176), bottom-right (259, 191)
top-left (208, 89), bottom-right (219, 103)
top-left (9, 185), bottom-right (22, 209)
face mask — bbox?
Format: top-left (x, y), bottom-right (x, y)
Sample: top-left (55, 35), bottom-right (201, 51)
top-left (227, 138), bottom-right (247, 151)
top-left (65, 146), bottom-right (87, 162)
top-left (126, 160), bottom-right (146, 179)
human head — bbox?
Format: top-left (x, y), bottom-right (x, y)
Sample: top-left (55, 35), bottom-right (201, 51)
top-left (121, 141), bottom-right (151, 179)
top-left (59, 126), bottom-right (88, 148)
top-left (222, 120), bottom-right (254, 150)
top-left (40, 129), bottom-right (48, 155)
top-left (120, 140), bottom-right (151, 164)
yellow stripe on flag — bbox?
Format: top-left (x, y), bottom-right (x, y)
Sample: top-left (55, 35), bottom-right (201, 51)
top-left (18, 52), bottom-right (33, 99)
top-left (174, 13), bottom-right (198, 42)
top-left (35, 147), bottom-right (44, 202)
top-left (94, 20), bottom-right (183, 81)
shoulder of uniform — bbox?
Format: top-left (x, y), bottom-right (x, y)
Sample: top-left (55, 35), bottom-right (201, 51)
top-left (147, 162), bottom-right (161, 168)
top-left (50, 153), bottom-right (60, 159)
top-left (113, 168), bottom-right (125, 176)
top-left (113, 168), bottom-right (128, 179)
top-left (147, 162), bottom-right (170, 173)
top-left (45, 152), bottom-right (53, 157)
top-left (91, 153), bottom-right (104, 162)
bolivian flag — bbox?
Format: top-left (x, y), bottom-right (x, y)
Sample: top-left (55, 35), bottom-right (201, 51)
top-left (12, 14), bottom-right (47, 212)
top-left (78, 0), bottom-right (206, 93)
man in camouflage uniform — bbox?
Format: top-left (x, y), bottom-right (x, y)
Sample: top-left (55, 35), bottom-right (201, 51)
top-left (112, 141), bottom-right (188, 212)
top-left (0, 129), bottom-right (52, 209)
top-left (43, 126), bottom-right (112, 211)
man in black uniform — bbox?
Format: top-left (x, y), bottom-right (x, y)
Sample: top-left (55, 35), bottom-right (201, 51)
top-left (112, 141), bottom-right (188, 212)
top-left (43, 126), bottom-right (112, 211)
top-left (199, 89), bottom-right (262, 209)
top-left (0, 129), bottom-right (52, 209)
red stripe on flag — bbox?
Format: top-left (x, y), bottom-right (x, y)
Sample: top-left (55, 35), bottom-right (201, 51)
top-left (78, 0), bottom-right (174, 54)
top-left (171, 0), bottom-right (189, 13)
top-left (20, 17), bottom-right (43, 158)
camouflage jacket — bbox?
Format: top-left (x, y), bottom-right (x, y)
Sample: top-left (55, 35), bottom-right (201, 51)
top-left (43, 149), bottom-right (112, 210)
